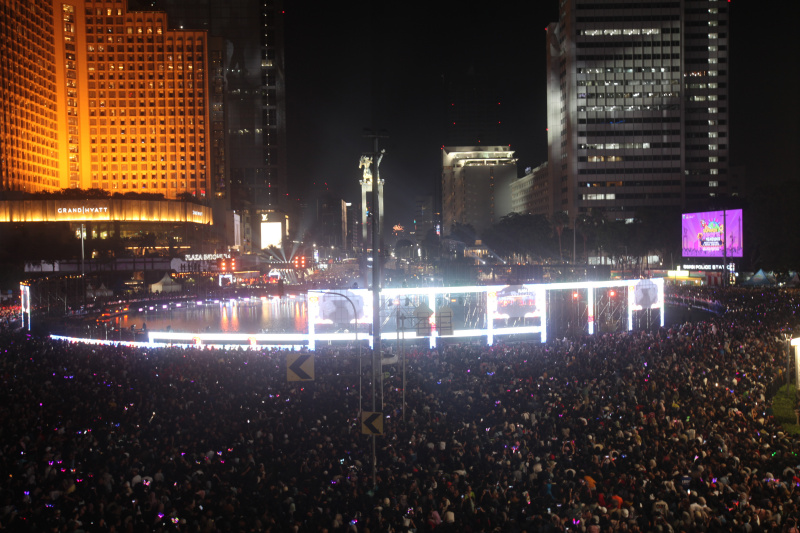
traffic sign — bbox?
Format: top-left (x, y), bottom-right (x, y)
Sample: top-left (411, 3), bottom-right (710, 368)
top-left (436, 306), bottom-right (454, 336)
top-left (287, 353), bottom-right (314, 381)
top-left (361, 411), bottom-right (383, 435)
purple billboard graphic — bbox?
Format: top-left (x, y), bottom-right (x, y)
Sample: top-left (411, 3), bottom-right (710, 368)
top-left (681, 209), bottom-right (743, 258)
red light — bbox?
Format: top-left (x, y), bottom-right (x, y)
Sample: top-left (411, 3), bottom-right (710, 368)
top-left (572, 292), bottom-right (578, 299)
top-left (609, 290), bottom-right (616, 297)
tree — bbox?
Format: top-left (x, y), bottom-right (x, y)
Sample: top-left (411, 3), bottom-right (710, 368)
top-left (448, 223), bottom-right (477, 246)
top-left (550, 211), bottom-right (570, 262)
top-left (482, 212), bottom-right (554, 263)
top-left (575, 210), bottom-right (606, 263)
top-left (394, 239), bottom-right (415, 260)
top-left (420, 228), bottom-right (440, 261)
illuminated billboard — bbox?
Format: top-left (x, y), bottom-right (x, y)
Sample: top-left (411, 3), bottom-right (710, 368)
top-left (492, 285), bottom-right (542, 319)
top-left (681, 209), bottom-right (743, 258)
top-left (260, 222), bottom-right (283, 249)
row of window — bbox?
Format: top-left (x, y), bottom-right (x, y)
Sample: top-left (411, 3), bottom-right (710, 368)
top-left (579, 142), bottom-right (681, 150)
top-left (577, 3), bottom-right (679, 10)
top-left (579, 129), bottom-right (685, 138)
top-left (581, 155), bottom-right (681, 162)
top-left (577, 39), bottom-right (680, 48)
top-left (579, 80), bottom-right (679, 87)
top-left (87, 54), bottom-right (203, 63)
top-left (578, 167), bottom-right (681, 175)
top-left (583, 192), bottom-right (683, 201)
top-left (578, 104), bottom-right (679, 112)
top-left (580, 180), bottom-right (680, 188)
top-left (579, 27), bottom-right (672, 36)
top-left (578, 66), bottom-right (680, 74)
top-left (86, 37), bottom-right (203, 51)
top-left (99, 81), bottom-right (196, 91)
top-left (577, 16), bottom-right (680, 23)
top-left (578, 117), bottom-right (681, 124)
top-left (579, 91), bottom-right (678, 99)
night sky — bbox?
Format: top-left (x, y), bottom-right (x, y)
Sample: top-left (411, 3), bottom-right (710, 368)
top-left (284, 1), bottom-right (799, 230)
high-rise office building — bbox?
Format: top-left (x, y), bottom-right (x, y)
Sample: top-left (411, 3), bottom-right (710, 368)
top-left (145, 0), bottom-right (287, 207)
top-left (1, 0), bottom-right (212, 199)
top-left (546, 0), bottom-right (730, 222)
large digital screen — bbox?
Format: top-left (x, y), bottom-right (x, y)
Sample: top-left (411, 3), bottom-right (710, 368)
top-left (681, 209), bottom-right (743, 258)
top-left (493, 285), bottom-right (541, 319)
top-left (260, 222), bottom-right (282, 249)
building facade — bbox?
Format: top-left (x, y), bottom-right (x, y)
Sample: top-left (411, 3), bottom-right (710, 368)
top-left (146, 0), bottom-right (287, 210)
top-left (1, 0), bottom-right (213, 199)
top-left (441, 146), bottom-right (518, 235)
top-left (510, 162), bottom-right (550, 216)
top-left (546, 0), bottom-right (730, 222)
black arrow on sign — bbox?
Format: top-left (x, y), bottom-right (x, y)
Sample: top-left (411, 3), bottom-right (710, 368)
top-left (363, 412), bottom-right (382, 434)
top-left (289, 354), bottom-right (312, 380)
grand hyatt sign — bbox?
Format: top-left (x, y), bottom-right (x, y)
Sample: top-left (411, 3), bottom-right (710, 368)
top-left (57, 205), bottom-right (109, 214)
top-left (0, 199), bottom-right (213, 225)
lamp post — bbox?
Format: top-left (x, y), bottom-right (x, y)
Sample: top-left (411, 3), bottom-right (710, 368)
top-left (784, 332), bottom-right (792, 397)
top-left (324, 292), bottom-right (362, 413)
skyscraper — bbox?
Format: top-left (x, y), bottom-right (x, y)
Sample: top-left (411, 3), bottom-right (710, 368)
top-left (546, 0), bottom-right (730, 222)
top-left (1, 0), bottom-right (212, 199)
top-left (145, 0), bottom-right (287, 251)
top-left (441, 146), bottom-right (518, 236)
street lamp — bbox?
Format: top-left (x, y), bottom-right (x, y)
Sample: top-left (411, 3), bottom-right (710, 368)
top-left (324, 292), bottom-right (362, 412)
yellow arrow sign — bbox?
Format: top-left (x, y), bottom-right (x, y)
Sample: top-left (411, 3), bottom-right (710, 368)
top-left (361, 411), bottom-right (383, 435)
top-left (287, 353), bottom-right (314, 381)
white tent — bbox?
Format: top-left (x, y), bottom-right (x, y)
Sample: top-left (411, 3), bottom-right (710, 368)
top-left (87, 283), bottom-right (113, 298)
top-left (150, 274), bottom-right (182, 294)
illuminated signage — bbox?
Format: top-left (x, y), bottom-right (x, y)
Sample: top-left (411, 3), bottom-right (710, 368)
top-left (184, 253), bottom-right (231, 262)
top-left (681, 264), bottom-right (733, 271)
top-left (57, 206), bottom-right (109, 214)
top-left (0, 199), bottom-right (213, 224)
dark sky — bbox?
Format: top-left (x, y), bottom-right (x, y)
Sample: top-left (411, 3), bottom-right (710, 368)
top-left (284, 1), bottom-right (799, 230)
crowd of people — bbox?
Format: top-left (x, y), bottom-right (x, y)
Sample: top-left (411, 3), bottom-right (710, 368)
top-left (1, 288), bottom-right (800, 532)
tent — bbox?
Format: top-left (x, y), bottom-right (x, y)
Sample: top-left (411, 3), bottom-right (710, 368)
top-left (86, 283), bottom-right (113, 298)
top-left (787, 272), bottom-right (800, 287)
top-left (150, 273), bottom-right (182, 294)
top-left (742, 269), bottom-right (775, 287)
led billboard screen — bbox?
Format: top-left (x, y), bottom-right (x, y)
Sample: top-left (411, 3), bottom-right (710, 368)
top-left (681, 209), bottom-right (743, 258)
top-left (260, 222), bottom-right (282, 249)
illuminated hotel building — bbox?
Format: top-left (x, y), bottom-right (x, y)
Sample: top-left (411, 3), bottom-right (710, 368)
top-left (546, 0), bottom-right (730, 222)
top-left (441, 146), bottom-right (518, 235)
top-left (0, 0), bottom-right (212, 200)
